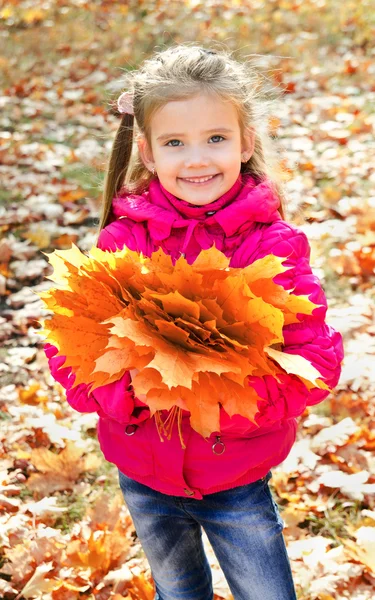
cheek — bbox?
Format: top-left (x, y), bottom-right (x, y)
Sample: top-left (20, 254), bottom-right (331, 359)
top-left (222, 153), bottom-right (241, 170)
top-left (155, 151), bottom-right (178, 168)
top-left (219, 143), bottom-right (241, 160)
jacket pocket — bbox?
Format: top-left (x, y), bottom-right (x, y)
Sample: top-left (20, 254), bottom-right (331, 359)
top-left (98, 417), bottom-right (154, 477)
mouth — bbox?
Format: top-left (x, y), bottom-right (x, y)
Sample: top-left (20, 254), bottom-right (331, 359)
top-left (179, 174), bottom-right (220, 186)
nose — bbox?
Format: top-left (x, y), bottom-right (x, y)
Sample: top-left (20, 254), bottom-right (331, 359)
top-left (184, 148), bottom-right (210, 168)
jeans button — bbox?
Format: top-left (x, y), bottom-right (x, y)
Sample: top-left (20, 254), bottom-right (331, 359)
top-left (125, 424), bottom-right (138, 436)
top-left (184, 488), bottom-right (195, 496)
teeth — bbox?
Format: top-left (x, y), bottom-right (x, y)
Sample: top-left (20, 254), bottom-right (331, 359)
top-left (184, 175), bottom-right (215, 183)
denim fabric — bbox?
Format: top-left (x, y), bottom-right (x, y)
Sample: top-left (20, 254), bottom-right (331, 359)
top-left (118, 469), bottom-right (297, 600)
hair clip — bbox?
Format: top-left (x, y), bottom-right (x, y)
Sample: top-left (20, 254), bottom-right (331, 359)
top-left (117, 91), bottom-right (134, 116)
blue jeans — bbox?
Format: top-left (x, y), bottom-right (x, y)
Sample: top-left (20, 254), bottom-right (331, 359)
top-left (118, 469), bottom-right (297, 600)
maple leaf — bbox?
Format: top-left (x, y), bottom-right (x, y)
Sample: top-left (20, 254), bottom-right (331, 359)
top-left (39, 244), bottom-right (330, 444)
top-left (66, 527), bottom-right (130, 575)
top-left (27, 441), bottom-right (101, 496)
top-left (18, 562), bottom-right (57, 598)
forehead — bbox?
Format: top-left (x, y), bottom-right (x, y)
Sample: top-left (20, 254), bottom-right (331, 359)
top-left (150, 93), bottom-right (240, 134)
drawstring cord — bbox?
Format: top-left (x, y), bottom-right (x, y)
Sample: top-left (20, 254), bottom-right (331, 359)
top-left (175, 219), bottom-right (219, 258)
top-left (154, 406), bottom-right (186, 449)
top-left (176, 220), bottom-right (199, 257)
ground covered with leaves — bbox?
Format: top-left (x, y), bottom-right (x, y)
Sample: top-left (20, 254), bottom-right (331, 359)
top-left (0, 1), bottom-right (375, 599)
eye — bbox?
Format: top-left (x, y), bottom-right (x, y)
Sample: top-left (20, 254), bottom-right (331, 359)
top-left (210, 135), bottom-right (225, 143)
top-left (165, 139), bottom-right (182, 147)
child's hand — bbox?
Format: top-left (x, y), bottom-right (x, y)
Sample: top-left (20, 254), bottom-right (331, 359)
top-left (129, 368), bottom-right (147, 403)
top-left (129, 368), bottom-right (139, 380)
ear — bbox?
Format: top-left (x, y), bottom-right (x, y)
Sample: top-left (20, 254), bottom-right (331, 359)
top-left (137, 136), bottom-right (155, 170)
top-left (241, 127), bottom-right (256, 160)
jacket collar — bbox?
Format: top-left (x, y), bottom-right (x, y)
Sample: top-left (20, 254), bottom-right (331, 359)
top-left (111, 173), bottom-right (281, 241)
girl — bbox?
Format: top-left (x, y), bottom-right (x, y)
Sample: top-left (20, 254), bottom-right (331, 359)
top-left (45, 45), bottom-right (344, 600)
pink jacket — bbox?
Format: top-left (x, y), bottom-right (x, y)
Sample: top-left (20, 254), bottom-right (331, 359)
top-left (44, 174), bottom-right (344, 499)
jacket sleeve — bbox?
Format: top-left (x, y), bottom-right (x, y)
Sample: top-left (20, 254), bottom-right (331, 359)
top-left (96, 217), bottom-right (155, 255)
top-left (43, 218), bottom-right (151, 424)
top-left (248, 221), bottom-right (344, 427)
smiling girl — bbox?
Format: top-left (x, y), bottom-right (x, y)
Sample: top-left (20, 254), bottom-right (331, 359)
top-left (45, 45), bottom-right (344, 600)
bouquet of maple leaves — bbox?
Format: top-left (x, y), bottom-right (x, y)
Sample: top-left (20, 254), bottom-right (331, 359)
top-left (39, 244), bottom-right (329, 448)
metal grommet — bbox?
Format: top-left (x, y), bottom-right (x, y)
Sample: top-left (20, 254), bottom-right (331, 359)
top-left (212, 435), bottom-right (226, 455)
top-left (125, 424), bottom-right (138, 436)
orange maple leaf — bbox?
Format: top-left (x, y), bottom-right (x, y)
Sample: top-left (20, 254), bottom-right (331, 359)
top-left (28, 441), bottom-right (101, 496)
top-left (39, 244), bottom-right (329, 444)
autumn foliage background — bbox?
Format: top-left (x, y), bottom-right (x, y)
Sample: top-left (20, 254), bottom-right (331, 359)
top-left (0, 1), bottom-right (375, 599)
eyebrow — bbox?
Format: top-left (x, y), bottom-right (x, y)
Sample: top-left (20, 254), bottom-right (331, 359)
top-left (156, 128), bottom-right (234, 142)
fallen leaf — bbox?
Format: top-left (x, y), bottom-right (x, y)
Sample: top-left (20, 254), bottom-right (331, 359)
top-left (27, 441), bottom-right (101, 495)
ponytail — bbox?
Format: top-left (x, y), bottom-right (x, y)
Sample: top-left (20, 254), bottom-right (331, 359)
top-left (98, 112), bottom-right (135, 231)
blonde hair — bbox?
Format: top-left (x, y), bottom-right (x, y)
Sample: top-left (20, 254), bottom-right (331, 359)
top-left (99, 43), bottom-right (288, 231)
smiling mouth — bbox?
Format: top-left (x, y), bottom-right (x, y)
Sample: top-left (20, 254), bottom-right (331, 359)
top-left (179, 174), bottom-right (219, 185)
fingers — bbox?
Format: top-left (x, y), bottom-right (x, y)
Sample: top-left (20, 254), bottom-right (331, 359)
top-left (129, 369), bottom-right (147, 402)
top-left (129, 368), bottom-right (139, 379)
top-left (136, 394), bottom-right (148, 403)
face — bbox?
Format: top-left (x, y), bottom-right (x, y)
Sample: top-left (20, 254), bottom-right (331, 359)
top-left (138, 93), bottom-right (255, 206)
